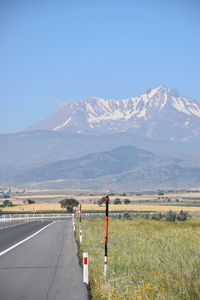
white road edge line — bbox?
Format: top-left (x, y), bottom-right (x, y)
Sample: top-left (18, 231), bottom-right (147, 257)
top-left (0, 221), bottom-right (56, 257)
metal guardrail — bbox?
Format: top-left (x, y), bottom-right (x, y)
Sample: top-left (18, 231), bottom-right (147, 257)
top-left (0, 214), bottom-right (72, 222)
top-left (1, 212), bottom-right (199, 222)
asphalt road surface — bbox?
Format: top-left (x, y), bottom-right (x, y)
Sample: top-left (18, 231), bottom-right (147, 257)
top-left (0, 219), bottom-right (89, 300)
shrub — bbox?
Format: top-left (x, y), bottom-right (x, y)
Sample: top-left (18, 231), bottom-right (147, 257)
top-left (113, 198), bottom-right (121, 204)
top-left (177, 210), bottom-right (188, 221)
top-left (27, 199), bottom-right (35, 204)
top-left (151, 212), bottom-right (163, 220)
top-left (120, 193), bottom-right (126, 196)
top-left (2, 200), bottom-right (13, 207)
top-left (158, 191), bottom-right (164, 195)
top-left (97, 197), bottom-right (106, 206)
top-left (124, 199), bottom-right (131, 204)
top-left (166, 210), bottom-right (177, 222)
top-left (123, 212), bottom-right (131, 219)
top-left (166, 210), bottom-right (188, 222)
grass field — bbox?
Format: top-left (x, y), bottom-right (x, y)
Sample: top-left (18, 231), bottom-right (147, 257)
top-left (77, 217), bottom-right (200, 299)
top-left (2, 202), bottom-right (200, 213)
top-left (4, 191), bottom-right (200, 205)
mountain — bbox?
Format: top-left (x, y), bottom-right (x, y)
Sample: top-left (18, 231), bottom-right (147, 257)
top-left (1, 85), bottom-right (200, 189)
top-left (28, 86), bottom-right (200, 142)
top-left (1, 130), bottom-right (199, 184)
top-left (13, 146), bottom-right (200, 190)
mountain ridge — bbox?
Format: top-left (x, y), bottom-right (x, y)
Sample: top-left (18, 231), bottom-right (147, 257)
top-left (11, 145), bottom-right (200, 190)
top-left (27, 86), bottom-right (200, 142)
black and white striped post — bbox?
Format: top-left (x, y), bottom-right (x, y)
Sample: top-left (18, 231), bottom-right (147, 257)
top-left (104, 195), bottom-right (109, 275)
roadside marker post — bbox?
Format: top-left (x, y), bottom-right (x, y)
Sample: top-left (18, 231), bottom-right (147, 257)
top-left (79, 204), bottom-right (83, 243)
top-left (72, 214), bottom-right (76, 232)
top-left (83, 252), bottom-right (89, 284)
top-left (104, 195), bottom-right (109, 275)
top-left (80, 229), bottom-right (83, 243)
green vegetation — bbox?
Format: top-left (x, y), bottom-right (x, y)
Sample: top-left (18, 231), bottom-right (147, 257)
top-left (2, 200), bottom-right (13, 207)
top-left (124, 199), bottom-right (131, 204)
top-left (27, 199), bottom-right (35, 204)
top-left (113, 198), bottom-right (122, 204)
top-left (77, 217), bottom-right (200, 299)
top-left (98, 197), bottom-right (107, 206)
top-left (60, 198), bottom-right (79, 212)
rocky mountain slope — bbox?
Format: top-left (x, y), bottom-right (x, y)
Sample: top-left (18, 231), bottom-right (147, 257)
top-left (13, 146), bottom-right (200, 190)
top-left (28, 86), bottom-right (200, 142)
top-left (1, 86), bottom-right (200, 189)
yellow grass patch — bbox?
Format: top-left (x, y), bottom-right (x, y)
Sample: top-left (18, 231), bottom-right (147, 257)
top-left (2, 203), bottom-right (64, 212)
top-left (2, 203), bottom-right (200, 213)
top-left (82, 203), bottom-right (200, 213)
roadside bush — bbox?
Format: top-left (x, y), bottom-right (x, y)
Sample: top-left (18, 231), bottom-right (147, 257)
top-left (166, 210), bottom-right (189, 222)
top-left (177, 210), bottom-right (189, 221)
top-left (144, 213), bottom-right (150, 219)
top-left (151, 212), bottom-right (163, 220)
top-left (123, 212), bottom-right (131, 219)
top-left (166, 210), bottom-right (177, 222)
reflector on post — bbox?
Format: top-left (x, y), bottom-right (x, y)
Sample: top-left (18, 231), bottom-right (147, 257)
top-left (83, 252), bottom-right (88, 284)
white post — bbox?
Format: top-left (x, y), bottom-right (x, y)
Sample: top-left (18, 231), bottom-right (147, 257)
top-left (83, 252), bottom-right (88, 284)
top-left (80, 229), bottom-right (83, 243)
top-left (72, 214), bottom-right (76, 231)
top-left (104, 256), bottom-right (107, 275)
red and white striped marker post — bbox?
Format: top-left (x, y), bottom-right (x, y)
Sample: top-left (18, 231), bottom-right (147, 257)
top-left (83, 252), bottom-right (88, 284)
top-left (80, 229), bottom-right (83, 243)
top-left (73, 221), bottom-right (76, 232)
top-left (104, 195), bottom-right (109, 275)
top-left (72, 214), bottom-right (76, 232)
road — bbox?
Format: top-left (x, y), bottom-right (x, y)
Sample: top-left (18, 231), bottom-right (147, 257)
top-left (0, 219), bottom-right (89, 300)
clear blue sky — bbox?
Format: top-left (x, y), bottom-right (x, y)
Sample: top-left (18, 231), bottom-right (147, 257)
top-left (0, 0), bottom-right (200, 133)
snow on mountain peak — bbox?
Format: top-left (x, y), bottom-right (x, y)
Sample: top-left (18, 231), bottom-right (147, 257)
top-left (28, 86), bottom-right (200, 141)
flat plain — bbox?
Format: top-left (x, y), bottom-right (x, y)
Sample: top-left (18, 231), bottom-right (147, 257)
top-left (1, 189), bottom-right (200, 213)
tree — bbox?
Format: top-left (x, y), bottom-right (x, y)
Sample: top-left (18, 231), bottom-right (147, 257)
top-left (60, 198), bottom-right (79, 213)
top-left (3, 200), bottom-right (13, 207)
top-left (97, 197), bottom-right (106, 207)
top-left (158, 191), bottom-right (164, 195)
top-left (124, 199), bottom-right (131, 204)
top-left (177, 210), bottom-right (188, 221)
top-left (27, 199), bottom-right (35, 204)
top-left (113, 198), bottom-right (121, 204)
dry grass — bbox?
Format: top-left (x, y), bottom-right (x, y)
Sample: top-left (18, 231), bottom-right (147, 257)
top-left (82, 203), bottom-right (200, 213)
top-left (2, 203), bottom-right (64, 212)
top-left (4, 191), bottom-right (200, 207)
top-left (2, 202), bottom-right (200, 213)
top-left (77, 217), bottom-right (200, 299)
top-left (14, 195), bottom-right (66, 199)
